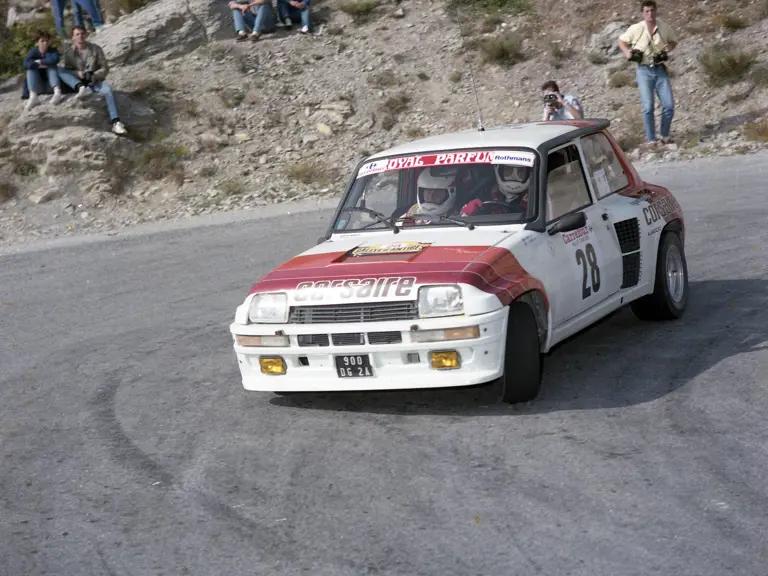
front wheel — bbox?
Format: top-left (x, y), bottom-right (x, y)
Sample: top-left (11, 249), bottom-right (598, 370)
top-left (498, 302), bottom-right (543, 404)
top-left (631, 231), bottom-right (689, 321)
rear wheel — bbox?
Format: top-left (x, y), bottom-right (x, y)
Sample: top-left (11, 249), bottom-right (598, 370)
top-left (631, 231), bottom-right (688, 321)
top-left (498, 302), bottom-right (543, 404)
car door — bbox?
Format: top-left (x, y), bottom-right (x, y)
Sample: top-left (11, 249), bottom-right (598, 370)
top-left (544, 141), bottom-right (624, 327)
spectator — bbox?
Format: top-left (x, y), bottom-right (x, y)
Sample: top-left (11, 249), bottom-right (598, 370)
top-left (277, 0), bottom-right (311, 34)
top-left (58, 26), bottom-right (127, 135)
top-left (50, 0), bottom-right (68, 38)
top-left (540, 80), bottom-right (584, 121)
top-left (228, 0), bottom-right (277, 41)
top-left (618, 0), bottom-right (678, 145)
top-left (23, 30), bottom-right (63, 111)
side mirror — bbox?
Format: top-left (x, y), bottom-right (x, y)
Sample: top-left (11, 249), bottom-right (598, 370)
top-left (547, 211), bottom-right (586, 236)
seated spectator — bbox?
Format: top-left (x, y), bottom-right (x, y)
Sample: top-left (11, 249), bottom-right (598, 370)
top-left (58, 26), bottom-right (127, 135)
top-left (277, 0), bottom-right (311, 34)
top-left (23, 30), bottom-right (63, 111)
top-left (229, 0), bottom-right (277, 41)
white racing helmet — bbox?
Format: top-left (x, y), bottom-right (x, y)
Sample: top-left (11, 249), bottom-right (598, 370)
top-left (495, 164), bottom-right (531, 201)
top-left (416, 166), bottom-right (459, 217)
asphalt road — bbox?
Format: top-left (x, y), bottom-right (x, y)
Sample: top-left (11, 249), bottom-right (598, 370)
top-left (2, 152), bottom-right (767, 576)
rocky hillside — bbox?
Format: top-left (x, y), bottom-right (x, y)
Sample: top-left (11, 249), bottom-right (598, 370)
top-left (1, 0), bottom-right (768, 246)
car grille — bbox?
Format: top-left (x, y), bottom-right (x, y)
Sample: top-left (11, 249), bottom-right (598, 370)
top-left (288, 301), bottom-right (418, 324)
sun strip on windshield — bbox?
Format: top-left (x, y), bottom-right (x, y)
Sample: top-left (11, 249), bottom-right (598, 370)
top-left (356, 150), bottom-right (537, 179)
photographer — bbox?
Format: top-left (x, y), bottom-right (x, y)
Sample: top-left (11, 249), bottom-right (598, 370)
top-left (541, 80), bottom-right (584, 121)
top-left (618, 0), bottom-right (678, 145)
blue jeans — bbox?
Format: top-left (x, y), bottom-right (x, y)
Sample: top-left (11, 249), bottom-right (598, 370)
top-left (51, 0), bottom-right (67, 36)
top-left (72, 0), bottom-right (104, 29)
top-left (58, 68), bottom-right (120, 121)
top-left (636, 64), bottom-right (675, 142)
top-left (26, 67), bottom-right (61, 93)
top-left (277, 0), bottom-right (311, 28)
top-left (232, 4), bottom-right (277, 33)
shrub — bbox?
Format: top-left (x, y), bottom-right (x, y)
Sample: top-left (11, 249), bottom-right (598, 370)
top-left (743, 118), bottom-right (768, 142)
top-left (700, 42), bottom-right (756, 86)
top-left (0, 14), bottom-right (58, 79)
top-left (477, 32), bottom-right (525, 66)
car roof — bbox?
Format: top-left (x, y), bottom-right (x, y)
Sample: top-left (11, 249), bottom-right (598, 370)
top-left (366, 120), bottom-right (607, 160)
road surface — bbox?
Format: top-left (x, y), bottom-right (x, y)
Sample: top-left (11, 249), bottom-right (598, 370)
top-left (1, 152), bottom-right (767, 576)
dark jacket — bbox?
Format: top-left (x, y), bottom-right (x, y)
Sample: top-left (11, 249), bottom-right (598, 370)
top-left (24, 46), bottom-right (61, 70)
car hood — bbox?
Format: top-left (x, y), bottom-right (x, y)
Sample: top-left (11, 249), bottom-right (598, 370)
top-left (247, 227), bottom-right (536, 304)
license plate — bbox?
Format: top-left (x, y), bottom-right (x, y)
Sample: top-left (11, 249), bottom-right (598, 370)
top-left (335, 354), bottom-right (374, 378)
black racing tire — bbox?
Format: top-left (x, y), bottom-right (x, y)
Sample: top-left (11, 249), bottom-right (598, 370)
top-left (630, 230), bottom-right (688, 321)
top-left (498, 302), bottom-right (543, 404)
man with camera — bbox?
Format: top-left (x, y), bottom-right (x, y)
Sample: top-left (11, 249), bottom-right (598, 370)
top-left (541, 80), bottom-right (584, 121)
top-left (618, 0), bottom-right (678, 146)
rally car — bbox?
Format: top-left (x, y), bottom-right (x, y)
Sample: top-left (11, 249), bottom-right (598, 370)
top-left (229, 119), bottom-right (688, 404)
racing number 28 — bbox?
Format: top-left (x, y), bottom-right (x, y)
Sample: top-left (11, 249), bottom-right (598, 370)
top-left (575, 243), bottom-right (601, 299)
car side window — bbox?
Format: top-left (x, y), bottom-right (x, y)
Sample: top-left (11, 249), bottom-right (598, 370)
top-left (546, 144), bottom-right (592, 222)
top-left (580, 132), bottom-right (629, 199)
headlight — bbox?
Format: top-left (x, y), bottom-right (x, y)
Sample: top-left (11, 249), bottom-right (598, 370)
top-left (248, 292), bottom-right (288, 323)
top-left (417, 285), bottom-right (463, 318)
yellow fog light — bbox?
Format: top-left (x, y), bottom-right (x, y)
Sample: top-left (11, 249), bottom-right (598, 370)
top-left (236, 334), bottom-right (290, 347)
top-left (411, 326), bottom-right (480, 343)
top-left (430, 350), bottom-right (460, 370)
top-left (259, 356), bottom-right (286, 375)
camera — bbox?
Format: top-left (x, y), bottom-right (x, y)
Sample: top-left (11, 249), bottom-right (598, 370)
top-left (543, 93), bottom-right (561, 107)
top-left (628, 49), bottom-right (643, 63)
top-left (652, 51), bottom-right (669, 65)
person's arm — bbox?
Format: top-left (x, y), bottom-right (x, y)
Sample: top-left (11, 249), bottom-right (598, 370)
top-left (617, 25), bottom-right (636, 60)
top-left (41, 48), bottom-right (60, 67)
top-left (90, 45), bottom-right (109, 82)
top-left (559, 95), bottom-right (583, 120)
top-left (23, 48), bottom-right (40, 70)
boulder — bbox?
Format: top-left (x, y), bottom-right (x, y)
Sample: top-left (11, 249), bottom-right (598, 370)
top-left (96, 0), bottom-right (233, 66)
top-left (588, 22), bottom-right (628, 57)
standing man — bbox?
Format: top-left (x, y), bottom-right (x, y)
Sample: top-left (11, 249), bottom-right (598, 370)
top-left (540, 80), bottom-right (584, 121)
top-left (618, 0), bottom-right (678, 145)
top-left (58, 26), bottom-right (127, 135)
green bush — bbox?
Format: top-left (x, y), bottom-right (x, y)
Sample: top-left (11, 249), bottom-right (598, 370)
top-left (0, 14), bottom-right (59, 80)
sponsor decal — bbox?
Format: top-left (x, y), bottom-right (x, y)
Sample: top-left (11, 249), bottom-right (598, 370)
top-left (355, 150), bottom-right (537, 178)
top-left (350, 241), bottom-right (431, 257)
top-left (293, 276), bottom-right (417, 302)
top-left (562, 225), bottom-right (590, 245)
top-left (643, 196), bottom-right (680, 226)
top-left (647, 224), bottom-right (663, 236)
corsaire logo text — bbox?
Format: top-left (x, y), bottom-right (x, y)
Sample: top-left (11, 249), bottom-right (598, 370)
top-left (643, 196), bottom-right (680, 226)
top-left (294, 276), bottom-right (417, 302)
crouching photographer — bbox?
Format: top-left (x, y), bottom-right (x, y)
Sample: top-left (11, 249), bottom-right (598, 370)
top-left (541, 80), bottom-right (584, 121)
top-left (618, 0), bottom-right (678, 145)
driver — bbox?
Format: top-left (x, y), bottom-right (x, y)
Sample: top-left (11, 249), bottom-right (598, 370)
top-left (404, 166), bottom-right (461, 224)
top-left (461, 164), bottom-right (531, 216)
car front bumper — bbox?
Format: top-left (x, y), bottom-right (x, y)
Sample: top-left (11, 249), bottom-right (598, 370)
top-left (229, 307), bottom-right (509, 392)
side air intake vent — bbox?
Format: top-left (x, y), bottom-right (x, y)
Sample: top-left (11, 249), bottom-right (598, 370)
top-left (614, 218), bottom-right (642, 289)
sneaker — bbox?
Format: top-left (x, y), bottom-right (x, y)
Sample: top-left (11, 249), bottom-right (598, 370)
top-left (300, 25), bottom-right (309, 34)
top-left (660, 136), bottom-right (674, 145)
top-left (112, 121), bottom-right (127, 135)
top-left (236, 31), bottom-right (247, 41)
top-left (284, 17), bottom-right (292, 28)
top-left (50, 91), bottom-right (63, 105)
top-left (76, 84), bottom-right (89, 100)
top-left (249, 31), bottom-right (260, 41)
top-left (24, 92), bottom-right (38, 111)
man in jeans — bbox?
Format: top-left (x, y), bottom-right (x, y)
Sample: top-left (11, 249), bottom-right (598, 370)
top-left (618, 0), bottom-right (678, 145)
top-left (228, 0), bottom-right (277, 41)
top-left (23, 30), bottom-right (63, 111)
top-left (58, 25), bottom-right (127, 135)
top-left (277, 0), bottom-right (311, 34)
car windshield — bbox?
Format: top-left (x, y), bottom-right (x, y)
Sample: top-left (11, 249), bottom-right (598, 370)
top-left (332, 148), bottom-right (539, 232)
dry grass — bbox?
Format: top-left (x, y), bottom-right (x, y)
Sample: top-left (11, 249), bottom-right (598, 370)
top-left (445, 0), bottom-right (532, 19)
top-left (367, 69), bottom-right (398, 88)
top-left (750, 65), bottom-right (768, 87)
top-left (285, 160), bottom-right (331, 185)
top-left (714, 13), bottom-right (748, 30)
top-left (699, 42), bottom-right (756, 86)
top-left (377, 92), bottom-right (411, 131)
top-left (338, 0), bottom-right (380, 21)
top-left (743, 118), bottom-right (768, 142)
top-left (0, 181), bottom-right (15, 203)
top-left (136, 143), bottom-right (191, 181)
top-left (216, 179), bottom-right (245, 196)
top-left (615, 112), bottom-right (645, 152)
top-left (448, 70), bottom-right (463, 83)
top-left (405, 126), bottom-right (426, 139)
top-left (477, 32), bottom-right (526, 66)
top-left (548, 41), bottom-right (574, 69)
top-left (609, 71), bottom-right (634, 88)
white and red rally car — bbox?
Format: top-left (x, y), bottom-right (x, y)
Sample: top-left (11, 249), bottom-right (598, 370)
top-left (230, 119), bottom-right (688, 403)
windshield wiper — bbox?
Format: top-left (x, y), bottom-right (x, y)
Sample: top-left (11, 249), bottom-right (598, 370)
top-left (400, 213), bottom-right (475, 230)
top-left (339, 207), bottom-right (400, 233)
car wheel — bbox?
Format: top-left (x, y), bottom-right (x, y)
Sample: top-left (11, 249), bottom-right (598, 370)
top-left (498, 302), bottom-right (543, 404)
top-left (631, 231), bottom-right (688, 321)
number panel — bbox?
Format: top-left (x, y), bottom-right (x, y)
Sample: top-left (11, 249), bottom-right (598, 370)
top-left (335, 355), bottom-right (374, 378)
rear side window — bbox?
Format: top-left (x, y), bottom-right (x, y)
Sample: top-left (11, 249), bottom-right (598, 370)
top-left (580, 132), bottom-right (629, 199)
top-left (546, 143), bottom-right (592, 222)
